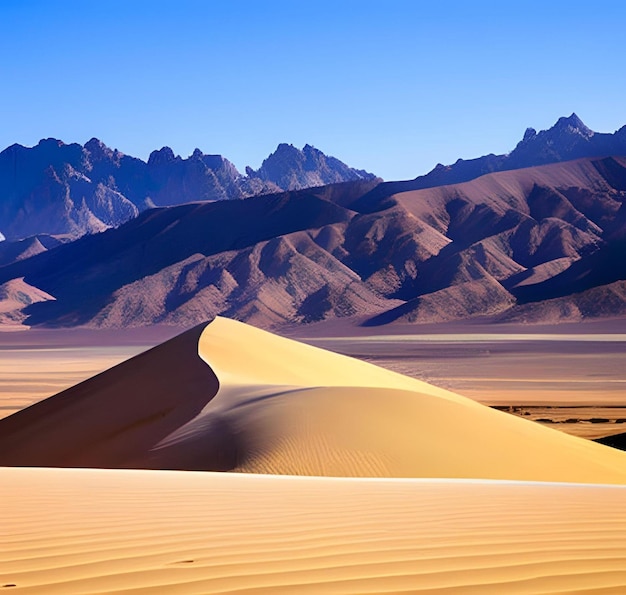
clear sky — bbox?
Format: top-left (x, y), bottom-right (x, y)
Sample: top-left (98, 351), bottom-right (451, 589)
top-left (0, 0), bottom-right (624, 181)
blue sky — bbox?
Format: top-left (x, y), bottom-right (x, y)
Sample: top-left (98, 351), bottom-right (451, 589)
top-left (0, 0), bottom-right (624, 180)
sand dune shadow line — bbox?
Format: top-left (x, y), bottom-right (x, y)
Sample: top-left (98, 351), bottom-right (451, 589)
top-left (0, 321), bottom-right (222, 469)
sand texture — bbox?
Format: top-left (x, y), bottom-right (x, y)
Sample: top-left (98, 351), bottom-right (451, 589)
top-left (1, 317), bottom-right (626, 483)
top-left (2, 467), bottom-right (626, 594)
top-left (0, 324), bottom-right (219, 469)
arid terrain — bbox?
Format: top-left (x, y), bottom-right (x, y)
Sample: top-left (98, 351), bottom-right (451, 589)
top-left (4, 1), bottom-right (626, 590)
top-left (3, 115), bottom-right (626, 593)
top-left (2, 320), bottom-right (625, 441)
top-left (2, 320), bottom-right (625, 440)
top-left (2, 317), bottom-right (626, 593)
top-left (4, 467), bottom-right (626, 594)
top-left (3, 147), bottom-right (626, 332)
top-left (292, 319), bottom-right (626, 440)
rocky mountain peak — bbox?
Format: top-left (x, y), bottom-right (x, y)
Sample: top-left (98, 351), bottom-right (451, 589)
top-left (84, 138), bottom-right (116, 161)
top-left (388, 114), bottom-right (626, 195)
top-left (272, 143), bottom-right (301, 159)
top-left (247, 144), bottom-right (376, 191)
top-left (0, 136), bottom-right (377, 240)
top-left (551, 112), bottom-right (593, 138)
top-left (1, 143), bottom-right (25, 156)
top-left (147, 146), bottom-right (179, 166)
top-left (37, 138), bottom-right (65, 149)
top-left (276, 142), bottom-right (296, 151)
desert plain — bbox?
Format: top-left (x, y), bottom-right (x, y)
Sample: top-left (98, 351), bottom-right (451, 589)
top-left (2, 317), bottom-right (626, 593)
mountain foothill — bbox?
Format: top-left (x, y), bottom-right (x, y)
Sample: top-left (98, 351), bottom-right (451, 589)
top-left (0, 113), bottom-right (625, 329)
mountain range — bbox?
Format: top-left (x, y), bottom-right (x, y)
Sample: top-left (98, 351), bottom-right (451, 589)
top-left (1, 114), bottom-right (626, 329)
top-left (0, 139), bottom-right (376, 241)
top-left (368, 113), bottom-right (626, 197)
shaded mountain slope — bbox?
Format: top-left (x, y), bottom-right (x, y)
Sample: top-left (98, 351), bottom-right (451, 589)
top-left (0, 139), bottom-right (140, 240)
top-left (0, 234), bottom-right (63, 267)
top-left (5, 113), bottom-right (619, 244)
top-left (358, 156), bottom-right (626, 325)
top-left (498, 280), bottom-right (626, 324)
top-left (0, 277), bottom-right (55, 325)
top-left (0, 156), bottom-right (625, 328)
top-left (0, 184), bottom-right (398, 327)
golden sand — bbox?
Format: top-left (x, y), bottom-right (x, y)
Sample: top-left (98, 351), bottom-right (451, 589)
top-left (2, 317), bottom-right (626, 483)
top-left (3, 317), bottom-right (626, 592)
top-left (2, 467), bottom-right (626, 594)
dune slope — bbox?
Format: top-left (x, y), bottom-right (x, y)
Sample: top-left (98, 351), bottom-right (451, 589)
top-left (2, 467), bottom-right (626, 594)
top-left (1, 317), bottom-right (626, 484)
top-left (185, 317), bottom-right (626, 482)
top-left (0, 323), bottom-right (221, 469)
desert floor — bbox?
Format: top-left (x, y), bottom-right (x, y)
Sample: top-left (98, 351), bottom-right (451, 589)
top-left (3, 466), bottom-right (626, 594)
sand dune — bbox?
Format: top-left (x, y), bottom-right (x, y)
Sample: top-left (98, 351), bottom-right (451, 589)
top-left (2, 467), bottom-right (626, 594)
top-left (2, 317), bottom-right (626, 483)
top-left (4, 317), bottom-right (626, 593)
top-left (189, 318), bottom-right (626, 482)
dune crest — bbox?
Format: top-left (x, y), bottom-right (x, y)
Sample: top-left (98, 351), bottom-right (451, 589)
top-left (159, 317), bottom-right (626, 482)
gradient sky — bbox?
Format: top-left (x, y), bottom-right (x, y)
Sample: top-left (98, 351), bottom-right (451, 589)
top-left (0, 0), bottom-right (624, 181)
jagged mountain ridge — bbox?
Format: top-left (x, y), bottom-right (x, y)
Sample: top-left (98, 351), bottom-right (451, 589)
top-left (362, 113), bottom-right (626, 203)
top-left (0, 180), bottom-right (393, 327)
top-left (246, 143), bottom-right (376, 191)
top-left (1, 156), bottom-right (626, 329)
top-left (0, 138), bottom-right (376, 241)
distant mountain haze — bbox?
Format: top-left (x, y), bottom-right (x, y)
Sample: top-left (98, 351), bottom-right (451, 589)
top-left (0, 139), bottom-right (377, 241)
